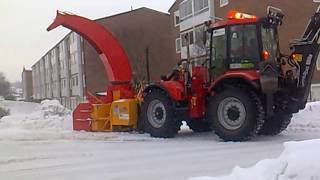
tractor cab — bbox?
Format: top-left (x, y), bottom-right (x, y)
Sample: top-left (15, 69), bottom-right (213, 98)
top-left (206, 8), bottom-right (284, 78)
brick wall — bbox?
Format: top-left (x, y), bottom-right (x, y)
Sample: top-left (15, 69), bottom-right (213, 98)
top-left (83, 8), bottom-right (177, 94)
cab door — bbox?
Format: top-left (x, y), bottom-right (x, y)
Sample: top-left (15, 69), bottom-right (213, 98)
top-left (210, 28), bottom-right (227, 79)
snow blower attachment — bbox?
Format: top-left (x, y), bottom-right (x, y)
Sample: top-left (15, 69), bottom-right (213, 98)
top-left (47, 11), bottom-right (139, 132)
top-left (47, 6), bottom-right (320, 141)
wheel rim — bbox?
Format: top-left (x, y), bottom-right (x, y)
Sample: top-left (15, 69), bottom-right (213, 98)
top-left (147, 99), bottom-right (167, 128)
top-left (217, 97), bottom-right (246, 130)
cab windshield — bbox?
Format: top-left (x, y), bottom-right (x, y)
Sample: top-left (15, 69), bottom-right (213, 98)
top-left (228, 24), bottom-right (260, 69)
top-left (261, 26), bottom-right (279, 61)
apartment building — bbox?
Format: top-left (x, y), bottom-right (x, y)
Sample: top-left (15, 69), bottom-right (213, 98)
top-left (21, 68), bottom-right (33, 101)
top-left (30, 7), bottom-right (176, 109)
top-left (169, 0), bottom-right (215, 63)
top-left (169, 0), bottom-right (184, 62)
top-left (32, 31), bottom-right (84, 108)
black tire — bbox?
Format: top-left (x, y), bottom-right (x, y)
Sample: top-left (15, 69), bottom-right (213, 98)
top-left (187, 119), bottom-right (213, 133)
top-left (141, 89), bottom-right (181, 138)
top-left (207, 88), bottom-right (265, 141)
top-left (258, 112), bottom-right (292, 136)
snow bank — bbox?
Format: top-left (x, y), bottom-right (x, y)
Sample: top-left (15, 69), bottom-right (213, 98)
top-left (190, 139), bottom-right (320, 180)
top-left (289, 101), bottom-right (320, 131)
top-left (0, 100), bottom-right (72, 140)
top-left (0, 100), bottom-right (39, 115)
top-left (0, 100), bottom-right (72, 131)
top-left (0, 100), bottom-right (155, 141)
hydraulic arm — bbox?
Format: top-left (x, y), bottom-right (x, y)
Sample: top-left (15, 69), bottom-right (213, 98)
top-left (288, 9), bottom-right (320, 112)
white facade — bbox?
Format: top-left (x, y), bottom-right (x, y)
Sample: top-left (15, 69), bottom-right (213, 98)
top-left (21, 69), bottom-right (33, 101)
top-left (311, 84), bottom-right (320, 101)
top-left (32, 63), bottom-right (41, 100)
top-left (178, 0), bottom-right (214, 60)
top-left (51, 48), bottom-right (61, 98)
top-left (32, 32), bottom-right (85, 110)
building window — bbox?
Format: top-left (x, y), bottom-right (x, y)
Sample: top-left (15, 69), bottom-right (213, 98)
top-left (194, 0), bottom-right (209, 14)
top-left (195, 26), bottom-right (205, 45)
top-left (75, 76), bottom-right (78, 86)
top-left (60, 60), bottom-right (64, 70)
top-left (194, 26), bottom-right (207, 54)
top-left (70, 53), bottom-right (77, 65)
top-left (62, 79), bottom-right (66, 88)
top-left (176, 38), bottom-right (182, 53)
top-left (181, 30), bottom-right (194, 47)
top-left (220, 0), bottom-right (229, 7)
top-left (70, 75), bottom-right (79, 87)
top-left (180, 0), bottom-right (193, 21)
top-left (70, 33), bottom-right (76, 44)
top-left (174, 11), bottom-right (180, 26)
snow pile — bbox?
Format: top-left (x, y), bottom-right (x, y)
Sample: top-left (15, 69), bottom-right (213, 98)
top-left (0, 100), bottom-right (72, 140)
top-left (40, 100), bottom-right (70, 118)
top-left (289, 101), bottom-right (320, 131)
top-left (0, 100), bottom-right (155, 141)
top-left (0, 100), bottom-right (39, 115)
top-left (190, 139), bottom-right (320, 180)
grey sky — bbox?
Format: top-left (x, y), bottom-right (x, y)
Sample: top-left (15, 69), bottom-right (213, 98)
top-left (0, 0), bottom-right (175, 82)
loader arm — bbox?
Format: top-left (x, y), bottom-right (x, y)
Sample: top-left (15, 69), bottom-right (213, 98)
top-left (289, 10), bottom-right (320, 111)
top-left (47, 11), bottom-right (132, 84)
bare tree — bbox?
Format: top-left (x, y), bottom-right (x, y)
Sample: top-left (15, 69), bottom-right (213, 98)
top-left (0, 72), bottom-right (11, 97)
top-left (131, 52), bottom-right (147, 90)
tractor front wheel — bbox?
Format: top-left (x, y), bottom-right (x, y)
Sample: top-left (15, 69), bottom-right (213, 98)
top-left (207, 88), bottom-right (265, 141)
top-left (141, 89), bottom-right (181, 138)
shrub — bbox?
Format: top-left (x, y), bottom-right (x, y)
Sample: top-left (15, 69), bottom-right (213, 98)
top-left (0, 107), bottom-right (10, 119)
top-left (5, 95), bottom-right (16, 101)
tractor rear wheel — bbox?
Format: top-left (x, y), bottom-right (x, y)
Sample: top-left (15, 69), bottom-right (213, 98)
top-left (258, 112), bottom-right (292, 136)
top-left (187, 119), bottom-right (213, 133)
top-left (207, 88), bottom-right (265, 141)
top-left (141, 89), bottom-right (181, 138)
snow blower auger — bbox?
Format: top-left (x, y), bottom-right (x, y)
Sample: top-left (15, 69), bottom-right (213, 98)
top-left (47, 6), bottom-right (320, 141)
top-left (47, 11), bottom-right (139, 132)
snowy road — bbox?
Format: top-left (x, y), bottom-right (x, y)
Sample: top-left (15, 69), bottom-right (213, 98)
top-left (0, 100), bottom-right (320, 180)
top-left (1, 130), bottom-right (320, 180)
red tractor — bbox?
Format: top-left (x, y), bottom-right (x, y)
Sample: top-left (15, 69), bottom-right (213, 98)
top-left (47, 7), bottom-right (320, 141)
top-left (139, 7), bottom-right (320, 141)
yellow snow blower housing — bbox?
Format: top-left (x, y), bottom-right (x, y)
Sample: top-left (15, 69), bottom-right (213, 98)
top-left (91, 99), bottom-right (139, 132)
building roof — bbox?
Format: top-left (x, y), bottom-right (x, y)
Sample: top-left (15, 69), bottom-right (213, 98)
top-left (169, 0), bottom-right (187, 12)
top-left (95, 7), bottom-right (169, 21)
top-left (22, 67), bottom-right (32, 72)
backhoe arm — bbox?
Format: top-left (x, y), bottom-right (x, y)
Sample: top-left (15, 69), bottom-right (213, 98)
top-left (289, 10), bottom-right (320, 111)
top-left (47, 11), bottom-right (132, 84)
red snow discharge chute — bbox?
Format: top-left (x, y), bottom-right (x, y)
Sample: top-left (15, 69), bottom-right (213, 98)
top-left (47, 11), bottom-right (132, 84)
